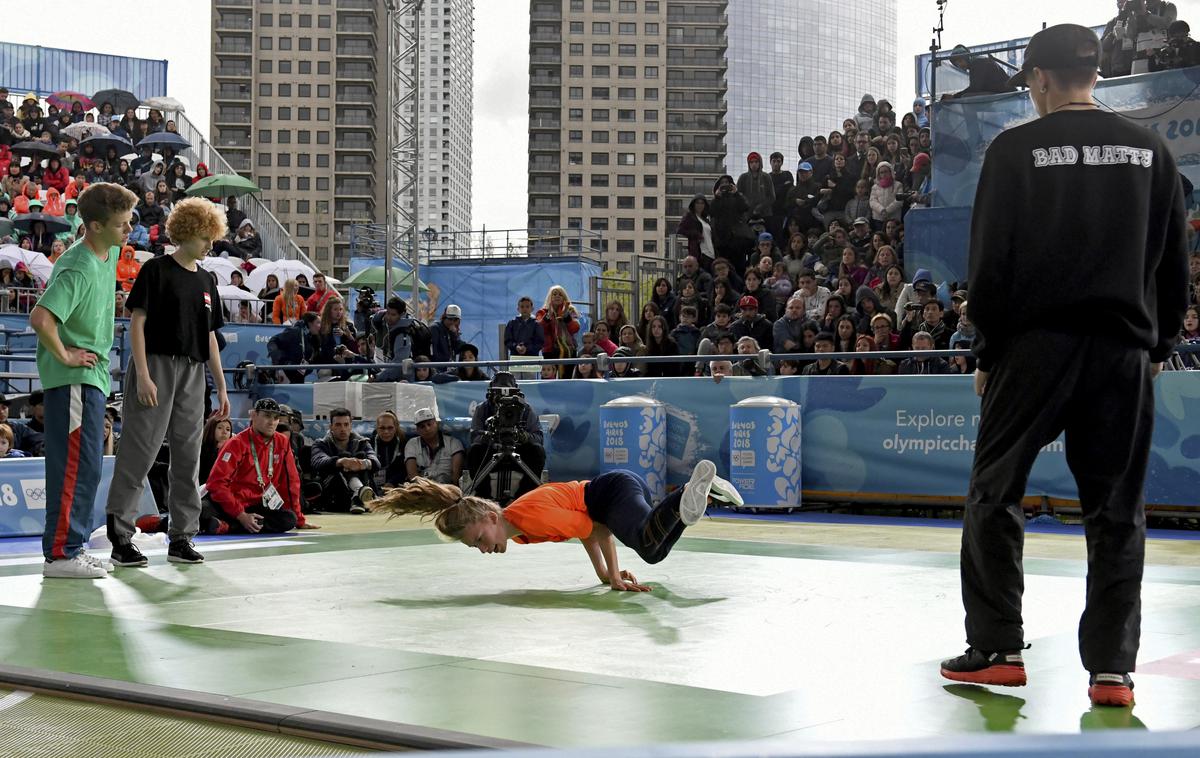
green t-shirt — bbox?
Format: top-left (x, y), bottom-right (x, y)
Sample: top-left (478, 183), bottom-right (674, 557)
top-left (35, 237), bottom-right (118, 394)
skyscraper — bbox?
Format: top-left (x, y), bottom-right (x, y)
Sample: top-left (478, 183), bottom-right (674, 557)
top-left (528, 0), bottom-right (729, 264)
top-left (211, 0), bottom-right (472, 279)
top-left (724, 0), bottom-right (896, 171)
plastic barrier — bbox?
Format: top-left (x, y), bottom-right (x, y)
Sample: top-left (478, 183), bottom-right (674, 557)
top-left (729, 396), bottom-right (802, 510)
top-left (599, 396), bottom-right (666, 501)
top-left (0, 456), bottom-right (157, 539)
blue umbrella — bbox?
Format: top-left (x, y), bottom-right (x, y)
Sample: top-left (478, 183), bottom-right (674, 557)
top-left (80, 133), bottom-right (135, 157)
top-left (137, 132), bottom-right (192, 150)
top-left (12, 213), bottom-right (72, 235)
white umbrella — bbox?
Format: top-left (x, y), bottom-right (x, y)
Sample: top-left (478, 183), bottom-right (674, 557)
top-left (246, 260), bottom-right (316, 292)
top-left (198, 257), bottom-right (242, 285)
top-left (142, 96), bottom-right (186, 113)
top-left (247, 257), bottom-right (271, 268)
top-left (61, 122), bottom-right (110, 141)
top-left (0, 245), bottom-right (54, 283)
top-left (218, 285), bottom-right (258, 302)
top-left (132, 250), bottom-right (154, 263)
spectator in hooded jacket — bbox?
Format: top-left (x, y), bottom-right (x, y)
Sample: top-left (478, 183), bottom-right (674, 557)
top-left (676, 195), bottom-right (716, 264)
top-left (709, 175), bottom-right (753, 272)
top-left (429, 304), bottom-right (464, 364)
top-left (736, 152), bottom-right (775, 221)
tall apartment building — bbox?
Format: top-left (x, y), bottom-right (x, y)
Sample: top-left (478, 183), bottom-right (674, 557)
top-left (527, 0), bottom-right (729, 264)
top-left (211, 0), bottom-right (472, 279)
top-left (725, 0), bottom-right (896, 171)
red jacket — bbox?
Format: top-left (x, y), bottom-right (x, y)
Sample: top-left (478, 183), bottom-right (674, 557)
top-left (535, 305), bottom-right (581, 355)
top-left (41, 166), bottom-right (70, 193)
top-left (306, 287), bottom-right (335, 314)
top-left (205, 428), bottom-right (305, 526)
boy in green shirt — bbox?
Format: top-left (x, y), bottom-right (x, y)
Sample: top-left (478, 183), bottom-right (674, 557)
top-left (31, 182), bottom-right (138, 579)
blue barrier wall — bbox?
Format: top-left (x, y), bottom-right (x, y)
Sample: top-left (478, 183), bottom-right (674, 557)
top-left (261, 372), bottom-right (1200, 508)
top-left (906, 65), bottom-right (1200, 283)
top-left (0, 42), bottom-right (168, 100)
top-left (0, 457), bottom-right (157, 539)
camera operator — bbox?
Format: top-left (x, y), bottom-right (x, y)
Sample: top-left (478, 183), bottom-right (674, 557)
top-left (1103, 0), bottom-right (1178, 77)
top-left (466, 372), bottom-right (546, 502)
top-left (353, 286), bottom-right (378, 335)
top-left (369, 296), bottom-right (432, 382)
top-left (1151, 20), bottom-right (1200, 71)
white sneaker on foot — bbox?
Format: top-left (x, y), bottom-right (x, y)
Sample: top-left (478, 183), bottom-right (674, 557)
top-left (43, 555), bottom-right (108, 579)
top-left (83, 552), bottom-right (114, 573)
top-left (709, 475), bottom-right (744, 507)
top-left (679, 460), bottom-right (717, 526)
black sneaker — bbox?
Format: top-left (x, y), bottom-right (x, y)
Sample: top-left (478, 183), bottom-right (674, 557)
top-left (940, 647), bottom-right (1027, 687)
top-left (167, 539), bottom-right (205, 564)
top-left (1089, 672), bottom-right (1135, 707)
top-left (110, 541), bottom-right (149, 567)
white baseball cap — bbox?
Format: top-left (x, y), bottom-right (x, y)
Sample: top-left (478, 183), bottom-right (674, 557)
top-left (444, 304), bottom-right (462, 318)
top-left (414, 408), bottom-right (437, 423)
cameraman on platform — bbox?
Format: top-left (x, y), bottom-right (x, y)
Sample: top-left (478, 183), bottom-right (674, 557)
top-left (353, 286), bottom-right (379, 335)
top-left (466, 372), bottom-right (546, 502)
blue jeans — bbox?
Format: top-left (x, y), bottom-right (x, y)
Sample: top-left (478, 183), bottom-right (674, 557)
top-left (42, 384), bottom-right (106, 561)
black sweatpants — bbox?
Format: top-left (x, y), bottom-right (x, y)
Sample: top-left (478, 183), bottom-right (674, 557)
top-left (962, 330), bottom-right (1153, 673)
top-left (584, 471), bottom-right (689, 565)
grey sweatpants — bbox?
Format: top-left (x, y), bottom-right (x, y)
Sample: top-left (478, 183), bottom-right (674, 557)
top-left (106, 353), bottom-right (207, 542)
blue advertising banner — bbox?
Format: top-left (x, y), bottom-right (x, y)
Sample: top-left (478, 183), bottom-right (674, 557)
top-left (0, 456), bottom-right (157, 539)
top-left (262, 373), bottom-right (1200, 508)
top-left (908, 66), bottom-right (1200, 282)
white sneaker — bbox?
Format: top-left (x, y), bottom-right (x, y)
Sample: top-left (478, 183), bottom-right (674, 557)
top-left (43, 555), bottom-right (108, 579)
top-left (679, 460), bottom-right (716, 526)
top-left (709, 475), bottom-right (744, 507)
top-left (83, 552), bottom-right (115, 573)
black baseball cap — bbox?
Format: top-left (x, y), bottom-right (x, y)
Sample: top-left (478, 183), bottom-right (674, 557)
top-left (1007, 24), bottom-right (1101, 89)
top-left (253, 398), bottom-right (283, 416)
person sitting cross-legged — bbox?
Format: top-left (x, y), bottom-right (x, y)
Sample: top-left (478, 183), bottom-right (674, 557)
top-left (311, 407), bottom-right (381, 514)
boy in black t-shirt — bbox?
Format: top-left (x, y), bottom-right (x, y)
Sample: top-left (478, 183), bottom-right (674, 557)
top-left (105, 198), bottom-right (231, 567)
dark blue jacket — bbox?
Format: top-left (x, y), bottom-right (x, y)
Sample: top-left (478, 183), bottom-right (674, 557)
top-left (429, 321), bottom-right (461, 364)
top-left (268, 322), bottom-right (317, 367)
top-left (504, 316), bottom-right (544, 357)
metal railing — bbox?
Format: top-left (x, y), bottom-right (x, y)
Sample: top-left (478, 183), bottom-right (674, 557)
top-left (348, 225), bottom-right (607, 264)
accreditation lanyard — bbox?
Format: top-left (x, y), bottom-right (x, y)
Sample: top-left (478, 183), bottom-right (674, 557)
top-left (249, 433), bottom-right (274, 487)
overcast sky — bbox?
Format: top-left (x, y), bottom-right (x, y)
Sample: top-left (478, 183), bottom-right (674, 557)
top-left (5, 0), bottom-right (1195, 230)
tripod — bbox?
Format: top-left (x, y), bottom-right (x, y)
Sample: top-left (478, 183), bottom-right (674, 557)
top-left (464, 437), bottom-right (542, 506)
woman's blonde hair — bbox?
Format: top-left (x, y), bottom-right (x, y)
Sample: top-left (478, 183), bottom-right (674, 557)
top-left (543, 285), bottom-right (570, 313)
top-left (166, 197), bottom-right (228, 243)
top-left (368, 477), bottom-right (500, 541)
top-left (283, 278), bottom-right (298, 299)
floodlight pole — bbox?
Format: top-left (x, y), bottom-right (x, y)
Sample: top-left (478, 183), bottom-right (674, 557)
top-left (384, 0), bottom-right (423, 307)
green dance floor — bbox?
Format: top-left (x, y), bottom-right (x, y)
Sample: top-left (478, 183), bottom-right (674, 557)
top-left (0, 518), bottom-right (1198, 749)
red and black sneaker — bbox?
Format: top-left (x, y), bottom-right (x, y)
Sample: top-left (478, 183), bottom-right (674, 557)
top-left (1089, 673), bottom-right (1135, 707)
top-left (940, 647), bottom-right (1027, 687)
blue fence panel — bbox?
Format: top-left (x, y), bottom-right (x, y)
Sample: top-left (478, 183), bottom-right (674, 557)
top-left (0, 42), bottom-right (167, 99)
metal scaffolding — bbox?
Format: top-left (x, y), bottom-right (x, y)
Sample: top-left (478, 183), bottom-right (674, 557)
top-left (383, 0), bottom-right (423, 305)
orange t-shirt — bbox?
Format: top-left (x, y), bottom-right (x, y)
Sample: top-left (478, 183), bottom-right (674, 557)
top-left (503, 481), bottom-right (593, 544)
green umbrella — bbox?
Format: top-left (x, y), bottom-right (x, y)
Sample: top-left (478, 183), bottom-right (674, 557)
top-left (186, 173), bottom-right (261, 198)
top-left (342, 265), bottom-right (430, 293)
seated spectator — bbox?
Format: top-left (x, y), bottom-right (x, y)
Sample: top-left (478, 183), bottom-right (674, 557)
top-left (901, 299), bottom-right (951, 350)
top-left (711, 257), bottom-right (745, 294)
top-left (12, 390), bottom-right (45, 456)
top-left (616, 323), bottom-right (645, 358)
top-left (636, 301), bottom-right (662, 344)
top-left (268, 311), bottom-right (321, 383)
top-left (466, 372), bottom-right (546, 501)
top-left (711, 277), bottom-right (739, 312)
top-left (650, 278), bottom-right (678, 329)
top-left (311, 407), bottom-right (380, 514)
top-left (0, 423), bottom-right (26, 458)
top-left (767, 261), bottom-right (794, 304)
top-left (225, 196), bottom-right (247, 232)
top-left (869, 162), bottom-right (905, 225)
top-left (794, 269), bottom-right (831, 321)
top-left (273, 278), bottom-right (307, 325)
top-left (773, 296), bottom-right (809, 353)
top-left (849, 334), bottom-right (897, 375)
top-left (670, 305), bottom-right (702, 356)
top-left (700, 302), bottom-right (734, 345)
top-left (233, 219), bottom-right (262, 258)
top-left (709, 358), bottom-right (735, 383)
top-left (950, 300), bottom-right (976, 350)
top-left (895, 272), bottom-right (936, 331)
top-left (834, 315), bottom-right (858, 353)
top-left (676, 255), bottom-right (713, 298)
top-left (592, 321), bottom-right (619, 355)
top-left (741, 269), bottom-right (777, 320)
top-left (871, 313), bottom-right (900, 350)
top-left (405, 407), bottom-right (464, 485)
top-left (504, 296), bottom-right (545, 359)
top-left (730, 295), bottom-right (773, 350)
top-left (602, 300), bottom-right (629, 335)
top-left (819, 294), bottom-right (854, 334)
top-left (371, 411), bottom-right (407, 491)
top-left (837, 247), bottom-right (870, 288)
top-left (778, 359), bottom-right (802, 376)
top-left (305, 272), bottom-right (337, 314)
top-left (198, 415), bottom-right (233, 484)
top-left (736, 336), bottom-right (768, 377)
top-left (573, 360), bottom-right (601, 379)
top-left (116, 246), bottom-right (140, 292)
top-left (608, 346), bottom-right (641, 378)
top-left (537, 286), bottom-right (580, 377)
top-left (458, 343), bottom-right (489, 381)
top-left (430, 303), bottom-right (463, 364)
top-left (126, 208), bottom-right (149, 250)
top-left (802, 332), bottom-right (849, 375)
top-left (899, 332), bottom-right (951, 374)
top-left (643, 316), bottom-right (681, 377)
top-left (203, 399), bottom-right (308, 533)
top-left (317, 297), bottom-right (364, 379)
top-left (540, 364), bottom-right (559, 380)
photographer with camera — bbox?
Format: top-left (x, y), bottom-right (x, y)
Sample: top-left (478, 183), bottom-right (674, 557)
top-left (466, 372), bottom-right (546, 503)
top-left (369, 296), bottom-right (432, 382)
top-left (1151, 20), bottom-right (1200, 71)
top-left (353, 286), bottom-right (379, 335)
top-left (1103, 0), bottom-right (1178, 76)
